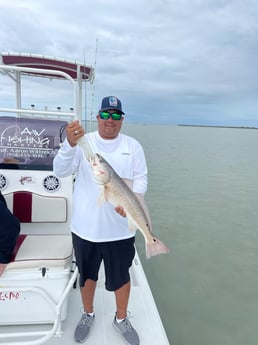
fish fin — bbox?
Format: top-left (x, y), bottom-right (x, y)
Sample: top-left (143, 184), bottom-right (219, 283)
top-left (128, 219), bottom-right (138, 233)
top-left (97, 193), bottom-right (105, 205)
top-left (146, 238), bottom-right (170, 259)
top-left (97, 188), bottom-right (108, 206)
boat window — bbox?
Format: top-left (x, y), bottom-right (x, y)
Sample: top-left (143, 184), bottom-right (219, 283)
top-left (0, 116), bottom-right (67, 171)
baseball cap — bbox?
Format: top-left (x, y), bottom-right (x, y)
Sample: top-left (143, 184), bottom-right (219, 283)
top-left (99, 96), bottom-right (124, 114)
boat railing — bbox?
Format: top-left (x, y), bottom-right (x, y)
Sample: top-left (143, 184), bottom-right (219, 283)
top-left (0, 108), bottom-right (76, 120)
top-left (0, 265), bottom-right (78, 345)
top-left (0, 64), bottom-right (81, 122)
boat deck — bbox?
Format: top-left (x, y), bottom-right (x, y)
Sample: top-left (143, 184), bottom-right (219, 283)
top-left (1, 252), bottom-right (170, 345)
top-left (53, 256), bottom-right (168, 344)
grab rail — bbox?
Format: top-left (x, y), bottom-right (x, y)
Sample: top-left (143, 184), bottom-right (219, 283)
top-left (0, 64), bottom-right (80, 121)
top-left (0, 265), bottom-right (78, 345)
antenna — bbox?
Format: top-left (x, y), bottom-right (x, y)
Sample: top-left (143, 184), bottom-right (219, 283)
top-left (89, 37), bottom-right (98, 132)
top-left (83, 47), bottom-right (87, 131)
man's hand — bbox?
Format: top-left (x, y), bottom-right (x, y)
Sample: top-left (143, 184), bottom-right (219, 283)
top-left (66, 120), bottom-right (85, 147)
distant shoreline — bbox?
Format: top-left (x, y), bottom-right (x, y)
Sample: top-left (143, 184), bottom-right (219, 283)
top-left (178, 124), bottom-right (258, 129)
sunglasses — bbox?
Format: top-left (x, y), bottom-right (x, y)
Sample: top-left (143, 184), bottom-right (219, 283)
top-left (99, 111), bottom-right (123, 121)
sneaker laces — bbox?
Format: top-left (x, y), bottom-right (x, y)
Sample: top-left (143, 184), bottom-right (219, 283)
top-left (79, 313), bottom-right (93, 327)
top-left (122, 317), bottom-right (133, 331)
top-left (121, 311), bottom-right (135, 332)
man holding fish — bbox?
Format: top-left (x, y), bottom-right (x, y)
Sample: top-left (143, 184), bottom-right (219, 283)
top-left (53, 96), bottom-right (169, 344)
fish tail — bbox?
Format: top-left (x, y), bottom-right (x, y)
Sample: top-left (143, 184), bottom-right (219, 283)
top-left (146, 238), bottom-right (170, 259)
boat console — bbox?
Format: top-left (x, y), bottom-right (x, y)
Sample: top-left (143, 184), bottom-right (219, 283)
top-left (0, 53), bottom-right (94, 345)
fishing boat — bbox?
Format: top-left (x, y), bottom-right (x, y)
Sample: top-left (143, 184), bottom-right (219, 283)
top-left (0, 53), bottom-right (170, 345)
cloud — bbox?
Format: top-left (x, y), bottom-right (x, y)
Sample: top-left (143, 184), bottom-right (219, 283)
top-left (1, 0), bottom-right (258, 125)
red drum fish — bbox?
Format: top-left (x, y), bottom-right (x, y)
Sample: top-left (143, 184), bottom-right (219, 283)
top-left (90, 153), bottom-right (170, 259)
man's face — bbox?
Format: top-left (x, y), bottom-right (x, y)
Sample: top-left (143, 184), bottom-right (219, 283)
top-left (97, 110), bottom-right (124, 139)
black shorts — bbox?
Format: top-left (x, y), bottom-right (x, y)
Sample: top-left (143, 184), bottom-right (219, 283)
top-left (72, 233), bottom-right (135, 291)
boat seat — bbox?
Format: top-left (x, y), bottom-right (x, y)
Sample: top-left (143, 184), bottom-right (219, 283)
top-left (5, 191), bottom-right (67, 223)
top-left (5, 234), bottom-right (73, 272)
top-left (0, 232), bottom-right (76, 327)
top-left (0, 192), bottom-right (77, 329)
top-left (3, 190), bottom-right (73, 271)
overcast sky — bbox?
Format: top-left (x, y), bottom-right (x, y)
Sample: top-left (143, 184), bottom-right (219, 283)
top-left (1, 0), bottom-right (258, 126)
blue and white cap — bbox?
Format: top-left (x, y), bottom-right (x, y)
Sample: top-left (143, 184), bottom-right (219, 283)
top-left (99, 96), bottom-right (124, 114)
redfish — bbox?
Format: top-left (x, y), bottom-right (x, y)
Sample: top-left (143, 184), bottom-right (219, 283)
top-left (90, 153), bottom-right (170, 259)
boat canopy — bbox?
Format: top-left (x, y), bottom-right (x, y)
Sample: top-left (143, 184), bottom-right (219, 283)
top-left (0, 52), bottom-right (94, 82)
top-left (0, 52), bottom-right (95, 123)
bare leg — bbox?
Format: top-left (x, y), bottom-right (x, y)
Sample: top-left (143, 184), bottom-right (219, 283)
top-left (80, 279), bottom-right (97, 313)
top-left (114, 281), bottom-right (131, 319)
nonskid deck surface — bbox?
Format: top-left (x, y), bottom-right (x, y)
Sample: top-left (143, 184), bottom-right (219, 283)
top-left (50, 254), bottom-right (169, 345)
top-left (0, 254), bottom-right (170, 345)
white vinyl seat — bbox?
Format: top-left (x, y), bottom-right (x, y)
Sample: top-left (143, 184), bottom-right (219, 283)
top-left (0, 174), bottom-right (78, 344)
top-left (5, 234), bottom-right (73, 272)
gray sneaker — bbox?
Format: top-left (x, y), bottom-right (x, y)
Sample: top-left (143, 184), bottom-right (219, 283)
top-left (113, 315), bottom-right (140, 345)
top-left (74, 312), bottom-right (95, 343)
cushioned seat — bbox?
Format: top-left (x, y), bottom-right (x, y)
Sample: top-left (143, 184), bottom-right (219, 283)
top-left (5, 234), bottom-right (73, 272)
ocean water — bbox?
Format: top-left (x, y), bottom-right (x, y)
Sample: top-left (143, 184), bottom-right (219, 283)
top-left (122, 123), bottom-right (258, 345)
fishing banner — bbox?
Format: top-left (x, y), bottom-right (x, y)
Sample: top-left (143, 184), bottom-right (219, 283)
top-left (0, 116), bottom-right (67, 169)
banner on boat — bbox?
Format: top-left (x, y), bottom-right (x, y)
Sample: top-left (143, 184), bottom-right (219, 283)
top-left (0, 116), bottom-right (67, 169)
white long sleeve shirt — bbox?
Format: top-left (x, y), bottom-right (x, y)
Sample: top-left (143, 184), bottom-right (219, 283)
top-left (53, 131), bottom-right (148, 242)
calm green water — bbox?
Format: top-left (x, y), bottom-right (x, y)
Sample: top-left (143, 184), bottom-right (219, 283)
top-left (122, 123), bottom-right (258, 345)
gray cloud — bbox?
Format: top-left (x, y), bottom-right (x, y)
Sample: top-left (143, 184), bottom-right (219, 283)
top-left (1, 0), bottom-right (258, 125)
